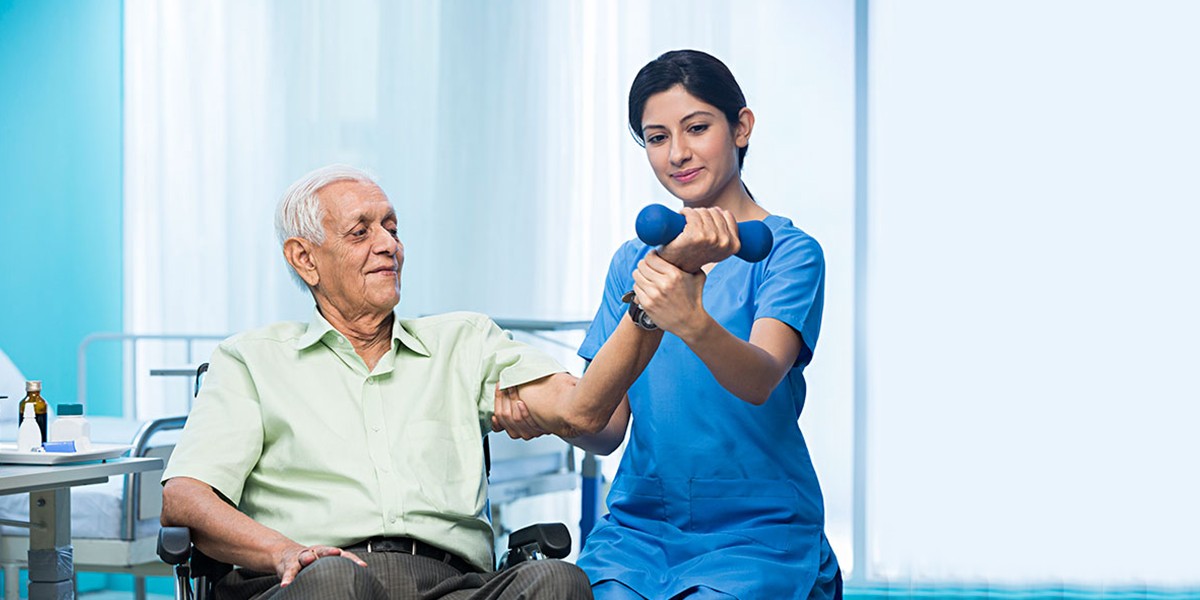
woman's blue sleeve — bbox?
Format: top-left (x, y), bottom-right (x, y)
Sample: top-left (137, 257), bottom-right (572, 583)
top-left (754, 231), bottom-right (825, 365)
top-left (579, 243), bottom-right (637, 362)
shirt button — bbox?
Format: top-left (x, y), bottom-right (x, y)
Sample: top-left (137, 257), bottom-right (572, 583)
top-left (372, 426), bottom-right (381, 432)
top-left (390, 516), bottom-right (398, 523)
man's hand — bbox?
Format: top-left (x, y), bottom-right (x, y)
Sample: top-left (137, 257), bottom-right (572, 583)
top-left (277, 543), bottom-right (367, 587)
top-left (491, 384), bottom-right (550, 440)
top-left (657, 207), bottom-right (741, 273)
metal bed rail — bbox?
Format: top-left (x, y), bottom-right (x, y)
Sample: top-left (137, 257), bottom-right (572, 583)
top-left (76, 333), bottom-right (227, 419)
top-left (121, 415), bottom-right (188, 540)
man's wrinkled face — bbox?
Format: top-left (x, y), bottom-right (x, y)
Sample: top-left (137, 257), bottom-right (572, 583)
top-left (309, 180), bottom-right (403, 316)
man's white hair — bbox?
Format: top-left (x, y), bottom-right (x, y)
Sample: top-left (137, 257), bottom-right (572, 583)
top-left (276, 164), bottom-right (378, 287)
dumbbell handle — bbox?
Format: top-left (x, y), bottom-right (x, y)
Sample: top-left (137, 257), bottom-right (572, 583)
top-left (635, 204), bottom-right (773, 263)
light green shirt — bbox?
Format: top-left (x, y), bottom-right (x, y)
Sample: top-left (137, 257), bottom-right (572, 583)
top-left (162, 310), bottom-right (566, 572)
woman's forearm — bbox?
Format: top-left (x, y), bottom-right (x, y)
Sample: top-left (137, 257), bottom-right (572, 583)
top-left (568, 317), bottom-right (662, 432)
top-left (511, 316), bottom-right (660, 438)
top-left (565, 397), bottom-right (630, 455)
top-left (675, 315), bottom-right (797, 406)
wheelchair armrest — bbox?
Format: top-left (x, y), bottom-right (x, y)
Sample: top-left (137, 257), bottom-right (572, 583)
top-left (158, 526), bottom-right (193, 565)
top-left (501, 522), bottom-right (571, 569)
top-left (507, 522), bottom-right (570, 559)
top-left (158, 526), bottom-right (233, 586)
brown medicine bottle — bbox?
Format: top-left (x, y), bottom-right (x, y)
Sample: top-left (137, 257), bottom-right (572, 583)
top-left (18, 380), bottom-right (49, 444)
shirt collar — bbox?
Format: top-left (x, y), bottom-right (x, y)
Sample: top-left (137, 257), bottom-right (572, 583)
top-left (295, 308), bottom-right (430, 357)
top-left (392, 314), bottom-right (431, 357)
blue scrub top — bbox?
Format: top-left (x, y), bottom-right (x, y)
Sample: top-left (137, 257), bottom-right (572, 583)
top-left (577, 215), bottom-right (840, 599)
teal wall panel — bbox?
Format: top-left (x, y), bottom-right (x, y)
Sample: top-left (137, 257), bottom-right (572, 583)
top-left (0, 0), bottom-right (124, 417)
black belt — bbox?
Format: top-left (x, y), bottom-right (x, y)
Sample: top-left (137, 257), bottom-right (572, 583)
top-left (346, 536), bottom-right (477, 573)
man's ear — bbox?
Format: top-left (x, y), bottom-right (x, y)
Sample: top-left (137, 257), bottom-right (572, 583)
top-left (284, 237), bottom-right (320, 287)
top-left (734, 107), bottom-right (755, 149)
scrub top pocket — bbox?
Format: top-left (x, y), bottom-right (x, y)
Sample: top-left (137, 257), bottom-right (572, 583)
top-left (688, 477), bottom-right (802, 552)
top-left (607, 474), bottom-right (669, 531)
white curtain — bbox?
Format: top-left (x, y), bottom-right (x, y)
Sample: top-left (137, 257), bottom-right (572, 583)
top-left (124, 0), bottom-right (855, 572)
top-left (867, 0), bottom-right (1200, 586)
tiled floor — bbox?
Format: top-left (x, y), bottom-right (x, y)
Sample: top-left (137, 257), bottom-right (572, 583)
top-left (77, 592), bottom-right (172, 600)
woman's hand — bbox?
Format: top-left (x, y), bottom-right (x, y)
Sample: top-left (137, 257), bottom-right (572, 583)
top-left (276, 543), bottom-right (366, 587)
top-left (657, 207), bottom-right (741, 273)
top-left (491, 384), bottom-right (548, 440)
top-left (632, 250), bottom-right (712, 339)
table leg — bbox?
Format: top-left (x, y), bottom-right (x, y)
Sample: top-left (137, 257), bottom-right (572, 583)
top-left (28, 488), bottom-right (73, 600)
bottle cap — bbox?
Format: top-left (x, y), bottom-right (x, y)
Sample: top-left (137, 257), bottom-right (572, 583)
top-left (57, 403), bottom-right (83, 416)
top-left (26, 381), bottom-right (42, 392)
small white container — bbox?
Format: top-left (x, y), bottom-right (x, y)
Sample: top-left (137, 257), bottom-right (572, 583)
top-left (17, 404), bottom-right (41, 452)
top-left (48, 403), bottom-right (91, 451)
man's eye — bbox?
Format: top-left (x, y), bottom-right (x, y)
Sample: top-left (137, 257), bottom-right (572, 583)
top-left (353, 229), bottom-right (367, 237)
top-left (388, 229), bottom-right (398, 238)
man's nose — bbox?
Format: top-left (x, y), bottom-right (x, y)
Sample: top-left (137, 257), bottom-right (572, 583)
top-left (373, 227), bottom-right (399, 255)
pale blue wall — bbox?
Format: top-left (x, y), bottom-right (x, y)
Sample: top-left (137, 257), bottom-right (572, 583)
top-left (0, 0), bottom-right (123, 417)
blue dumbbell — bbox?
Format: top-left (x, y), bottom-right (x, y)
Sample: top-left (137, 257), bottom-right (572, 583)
top-left (635, 204), bottom-right (773, 263)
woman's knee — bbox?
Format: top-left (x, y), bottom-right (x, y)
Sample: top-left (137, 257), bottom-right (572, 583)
top-left (592, 579), bottom-right (647, 599)
top-left (671, 585), bottom-right (737, 599)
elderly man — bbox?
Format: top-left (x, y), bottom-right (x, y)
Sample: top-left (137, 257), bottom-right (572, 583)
top-left (160, 164), bottom-right (657, 599)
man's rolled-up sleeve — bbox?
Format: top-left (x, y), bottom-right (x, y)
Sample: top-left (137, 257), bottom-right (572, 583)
top-left (161, 338), bottom-right (264, 506)
top-left (474, 317), bottom-right (567, 431)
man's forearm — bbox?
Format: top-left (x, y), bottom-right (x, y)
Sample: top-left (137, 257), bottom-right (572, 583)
top-left (161, 477), bottom-right (297, 573)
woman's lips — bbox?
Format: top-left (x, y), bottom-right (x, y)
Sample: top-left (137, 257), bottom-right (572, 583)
top-left (671, 168), bottom-right (702, 183)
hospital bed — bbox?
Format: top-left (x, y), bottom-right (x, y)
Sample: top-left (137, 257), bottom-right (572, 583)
top-left (0, 415), bottom-right (183, 600)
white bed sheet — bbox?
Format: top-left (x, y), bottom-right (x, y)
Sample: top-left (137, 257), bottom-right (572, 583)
top-left (0, 476), bottom-right (160, 540)
top-left (0, 417), bottom-right (176, 541)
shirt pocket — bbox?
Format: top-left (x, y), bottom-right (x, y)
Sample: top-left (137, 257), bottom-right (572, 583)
top-left (688, 478), bottom-right (802, 552)
top-left (408, 420), bottom-right (486, 516)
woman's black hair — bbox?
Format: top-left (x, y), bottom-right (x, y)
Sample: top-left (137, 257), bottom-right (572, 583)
top-left (628, 49), bottom-right (750, 169)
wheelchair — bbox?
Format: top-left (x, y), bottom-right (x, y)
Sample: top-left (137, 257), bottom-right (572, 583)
top-left (156, 364), bottom-right (573, 600)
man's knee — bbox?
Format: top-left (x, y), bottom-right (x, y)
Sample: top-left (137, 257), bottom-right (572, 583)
top-left (506, 559), bottom-right (592, 599)
top-left (285, 556), bottom-right (385, 599)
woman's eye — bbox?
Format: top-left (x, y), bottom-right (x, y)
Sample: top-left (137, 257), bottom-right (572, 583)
top-left (647, 134), bottom-right (667, 144)
top-left (688, 123), bottom-right (709, 134)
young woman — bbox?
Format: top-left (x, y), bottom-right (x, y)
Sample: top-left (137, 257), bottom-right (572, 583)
top-left (573, 50), bottom-right (842, 599)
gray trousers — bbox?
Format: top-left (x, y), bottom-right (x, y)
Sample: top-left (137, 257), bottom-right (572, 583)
top-left (214, 553), bottom-right (592, 600)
